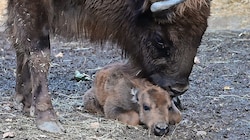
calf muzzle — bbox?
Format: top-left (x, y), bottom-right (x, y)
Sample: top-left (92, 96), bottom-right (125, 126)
top-left (154, 123), bottom-right (169, 136)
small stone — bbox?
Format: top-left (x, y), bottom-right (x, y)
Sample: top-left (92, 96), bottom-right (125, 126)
top-left (2, 131), bottom-right (15, 138)
top-left (3, 106), bottom-right (11, 111)
top-left (90, 122), bottom-right (100, 129)
top-left (5, 118), bottom-right (12, 122)
top-left (194, 56), bottom-right (200, 64)
top-left (196, 131), bottom-right (207, 136)
top-left (55, 52), bottom-right (64, 58)
top-left (223, 86), bottom-right (231, 90)
top-left (39, 135), bottom-right (47, 138)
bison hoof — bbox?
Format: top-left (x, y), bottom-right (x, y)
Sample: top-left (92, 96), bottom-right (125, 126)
top-left (37, 121), bottom-right (66, 133)
top-left (173, 97), bottom-right (183, 110)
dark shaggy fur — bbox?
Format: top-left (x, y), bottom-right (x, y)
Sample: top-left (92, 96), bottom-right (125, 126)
top-left (7, 0), bottom-right (210, 133)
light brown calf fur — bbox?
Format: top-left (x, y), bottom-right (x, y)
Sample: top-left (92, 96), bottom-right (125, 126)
top-left (83, 63), bottom-right (181, 136)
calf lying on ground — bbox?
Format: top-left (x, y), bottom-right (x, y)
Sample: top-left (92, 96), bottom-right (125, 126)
top-left (83, 63), bottom-right (182, 136)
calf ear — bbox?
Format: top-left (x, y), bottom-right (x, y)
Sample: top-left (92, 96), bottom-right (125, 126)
top-left (130, 88), bottom-right (139, 103)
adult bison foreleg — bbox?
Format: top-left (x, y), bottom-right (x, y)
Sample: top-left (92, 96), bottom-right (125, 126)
top-left (29, 43), bottom-right (64, 133)
top-left (9, 0), bottom-right (64, 133)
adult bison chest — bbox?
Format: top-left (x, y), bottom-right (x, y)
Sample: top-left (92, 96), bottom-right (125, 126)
top-left (7, 0), bottom-right (210, 133)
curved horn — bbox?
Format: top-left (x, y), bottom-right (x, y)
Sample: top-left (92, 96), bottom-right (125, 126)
top-left (150, 0), bottom-right (185, 12)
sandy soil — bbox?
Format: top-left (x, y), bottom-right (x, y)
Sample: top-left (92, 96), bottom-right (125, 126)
top-left (208, 0), bottom-right (250, 31)
top-left (0, 0), bottom-right (249, 140)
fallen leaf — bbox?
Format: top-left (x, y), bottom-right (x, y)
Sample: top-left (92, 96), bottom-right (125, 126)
top-left (55, 52), bottom-right (64, 58)
top-left (39, 135), bottom-right (47, 138)
top-left (74, 71), bottom-right (92, 81)
top-left (2, 131), bottom-right (15, 138)
top-left (223, 86), bottom-right (232, 90)
top-left (5, 118), bottom-right (12, 122)
top-left (3, 106), bottom-right (11, 111)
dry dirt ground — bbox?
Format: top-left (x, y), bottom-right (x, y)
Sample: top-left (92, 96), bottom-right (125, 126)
top-left (0, 1), bottom-right (250, 140)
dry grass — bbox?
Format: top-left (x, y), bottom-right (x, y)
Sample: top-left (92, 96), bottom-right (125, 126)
top-left (0, 0), bottom-right (6, 22)
top-left (211, 0), bottom-right (250, 16)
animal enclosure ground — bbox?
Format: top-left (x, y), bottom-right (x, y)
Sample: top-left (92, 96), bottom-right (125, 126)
top-left (1, 30), bottom-right (249, 140)
top-left (0, 0), bottom-right (250, 140)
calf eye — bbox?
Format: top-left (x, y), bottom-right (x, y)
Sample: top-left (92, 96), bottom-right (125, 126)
top-left (168, 106), bottom-right (173, 111)
top-left (143, 104), bottom-right (151, 111)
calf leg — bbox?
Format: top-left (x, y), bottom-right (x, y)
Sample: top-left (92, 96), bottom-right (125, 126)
top-left (83, 88), bottom-right (104, 114)
top-left (104, 98), bottom-right (140, 126)
top-left (117, 111), bottom-right (140, 126)
top-left (15, 52), bottom-right (32, 115)
top-left (9, 0), bottom-right (64, 133)
top-left (172, 97), bottom-right (183, 110)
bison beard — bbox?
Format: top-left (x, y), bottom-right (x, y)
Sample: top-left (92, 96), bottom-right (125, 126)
top-left (7, 0), bottom-right (210, 133)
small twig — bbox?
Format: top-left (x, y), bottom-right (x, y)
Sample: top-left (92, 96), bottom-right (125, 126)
top-left (54, 92), bottom-right (83, 99)
top-left (147, 129), bottom-right (151, 138)
top-left (160, 133), bottom-right (167, 140)
top-left (98, 122), bottom-right (121, 139)
top-left (1, 123), bottom-right (36, 129)
top-left (205, 94), bottom-right (250, 100)
top-left (242, 120), bottom-right (250, 124)
top-left (86, 66), bottom-right (103, 71)
top-left (0, 113), bottom-right (16, 117)
top-left (79, 56), bottom-right (87, 70)
top-left (235, 39), bottom-right (250, 41)
top-left (170, 123), bottom-right (180, 140)
top-left (0, 97), bottom-right (11, 100)
top-left (76, 111), bottom-right (101, 120)
top-left (100, 127), bottom-right (117, 139)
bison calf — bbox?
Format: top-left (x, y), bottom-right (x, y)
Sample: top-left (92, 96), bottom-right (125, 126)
top-left (83, 63), bottom-right (182, 136)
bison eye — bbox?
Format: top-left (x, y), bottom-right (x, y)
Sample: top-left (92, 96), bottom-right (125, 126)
top-left (143, 104), bottom-right (151, 111)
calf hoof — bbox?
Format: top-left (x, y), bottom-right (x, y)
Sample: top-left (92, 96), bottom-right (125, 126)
top-left (173, 97), bottom-right (183, 110)
top-left (15, 92), bottom-right (24, 103)
top-left (14, 95), bottom-right (31, 116)
top-left (37, 121), bottom-right (65, 133)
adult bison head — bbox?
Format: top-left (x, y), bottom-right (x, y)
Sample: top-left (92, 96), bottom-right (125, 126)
top-left (128, 0), bottom-right (210, 97)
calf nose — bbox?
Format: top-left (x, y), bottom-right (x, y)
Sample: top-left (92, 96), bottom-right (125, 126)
top-left (170, 82), bottom-right (189, 96)
top-left (154, 123), bottom-right (169, 136)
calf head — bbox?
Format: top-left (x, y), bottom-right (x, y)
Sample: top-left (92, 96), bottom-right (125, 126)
top-left (131, 80), bottom-right (181, 136)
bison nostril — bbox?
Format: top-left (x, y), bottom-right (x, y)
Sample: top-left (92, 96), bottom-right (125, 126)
top-left (154, 123), bottom-right (169, 136)
top-left (170, 83), bottom-right (189, 96)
